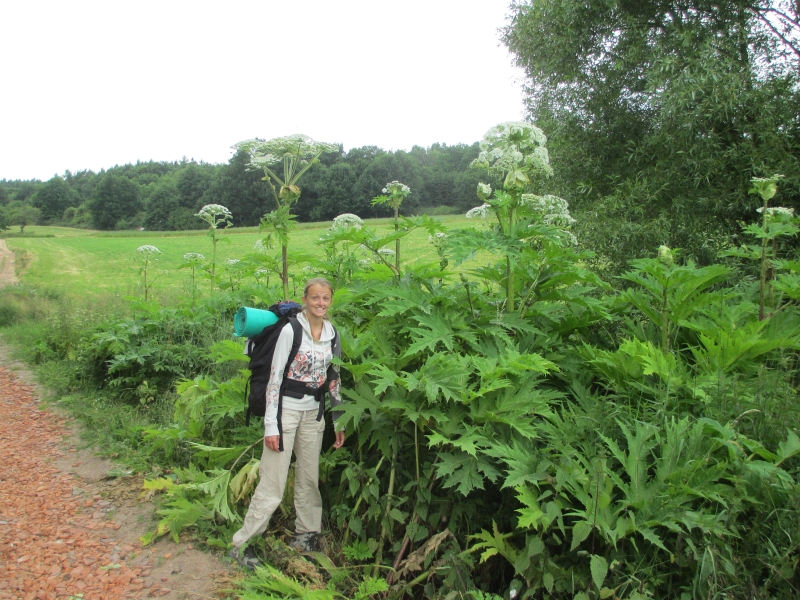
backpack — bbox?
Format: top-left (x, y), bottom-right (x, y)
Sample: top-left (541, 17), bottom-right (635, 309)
top-left (243, 301), bottom-right (339, 452)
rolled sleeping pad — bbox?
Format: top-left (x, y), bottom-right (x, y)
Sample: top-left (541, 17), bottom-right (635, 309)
top-left (234, 306), bottom-right (279, 337)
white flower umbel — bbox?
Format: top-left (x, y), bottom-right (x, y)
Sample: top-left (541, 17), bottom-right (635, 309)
top-left (183, 252), bottom-right (205, 261)
top-left (226, 258), bottom-right (241, 266)
top-left (429, 232), bottom-right (448, 250)
top-left (382, 181), bottom-right (411, 196)
top-left (757, 206), bottom-right (795, 217)
top-left (331, 213), bottom-right (363, 230)
top-left (195, 204), bottom-right (233, 229)
top-left (234, 135), bottom-right (339, 168)
top-left (471, 121), bottom-right (553, 182)
top-left (477, 183), bottom-right (492, 201)
top-left (137, 245), bottom-right (161, 255)
top-left (378, 247), bottom-right (396, 256)
top-left (255, 268), bottom-right (270, 277)
top-left (466, 204), bottom-right (491, 219)
top-left (521, 194), bottom-right (576, 227)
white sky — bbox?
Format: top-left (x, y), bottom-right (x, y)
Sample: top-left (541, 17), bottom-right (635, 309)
top-left (0, 0), bottom-right (526, 181)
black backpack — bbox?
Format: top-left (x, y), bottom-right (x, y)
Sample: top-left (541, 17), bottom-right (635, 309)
top-left (243, 301), bottom-right (338, 452)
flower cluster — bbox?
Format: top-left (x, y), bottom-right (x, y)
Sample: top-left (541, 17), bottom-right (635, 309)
top-left (471, 121), bottom-right (553, 182)
top-left (428, 232), bottom-right (448, 249)
top-left (521, 194), bottom-right (576, 227)
top-left (234, 135), bottom-right (339, 168)
top-left (137, 245), bottom-right (161, 255)
top-left (477, 183), bottom-right (492, 201)
top-left (382, 181), bottom-right (411, 197)
top-left (331, 213), bottom-right (363, 230)
top-left (195, 204), bottom-right (233, 229)
top-left (466, 204), bottom-right (491, 219)
top-left (225, 258), bottom-right (241, 266)
top-left (378, 247), bottom-right (396, 256)
top-left (183, 252), bottom-right (205, 261)
top-left (254, 268), bottom-right (270, 277)
top-left (757, 206), bottom-right (795, 217)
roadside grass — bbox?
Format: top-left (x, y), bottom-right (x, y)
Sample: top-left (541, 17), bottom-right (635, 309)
top-left (5, 215), bottom-right (483, 297)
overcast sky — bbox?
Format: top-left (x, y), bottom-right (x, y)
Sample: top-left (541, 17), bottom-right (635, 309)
top-left (0, 0), bottom-right (527, 181)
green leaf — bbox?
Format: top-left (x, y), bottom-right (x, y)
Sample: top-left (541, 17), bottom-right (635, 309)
top-left (777, 430), bottom-right (800, 466)
top-left (571, 521), bottom-right (592, 551)
top-left (590, 555), bottom-right (608, 590)
top-left (543, 572), bottom-right (554, 593)
top-left (418, 353), bottom-right (471, 403)
top-left (435, 451), bottom-right (497, 496)
top-left (404, 314), bottom-right (455, 356)
top-left (515, 486), bottom-right (544, 529)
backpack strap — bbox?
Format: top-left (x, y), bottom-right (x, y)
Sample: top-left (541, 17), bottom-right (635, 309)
top-left (315, 326), bottom-right (340, 422)
top-left (276, 317), bottom-right (303, 452)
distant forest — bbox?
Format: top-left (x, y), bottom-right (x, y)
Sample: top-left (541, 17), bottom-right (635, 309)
top-left (0, 143), bottom-right (488, 232)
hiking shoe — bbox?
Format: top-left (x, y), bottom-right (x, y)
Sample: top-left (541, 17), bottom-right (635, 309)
top-left (229, 545), bottom-right (260, 570)
top-left (288, 532), bottom-right (319, 552)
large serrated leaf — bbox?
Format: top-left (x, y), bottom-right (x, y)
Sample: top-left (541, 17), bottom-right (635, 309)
top-left (590, 554), bottom-right (608, 590)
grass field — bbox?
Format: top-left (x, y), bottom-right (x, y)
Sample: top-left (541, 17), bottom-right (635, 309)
top-left (6, 216), bottom-right (482, 297)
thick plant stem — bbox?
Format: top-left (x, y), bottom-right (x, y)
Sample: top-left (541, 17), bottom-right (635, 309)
top-left (211, 233), bottom-right (217, 292)
top-left (394, 206), bottom-right (400, 273)
top-left (373, 443), bottom-right (398, 577)
top-left (282, 244), bottom-right (289, 300)
top-left (661, 285), bottom-right (670, 353)
top-left (759, 199), bottom-right (769, 320)
top-left (506, 205), bottom-right (516, 312)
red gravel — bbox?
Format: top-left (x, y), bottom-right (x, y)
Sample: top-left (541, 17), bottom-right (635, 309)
top-left (0, 367), bottom-right (157, 599)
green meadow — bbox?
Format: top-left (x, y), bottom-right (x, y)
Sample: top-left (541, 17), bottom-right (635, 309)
top-left (6, 215), bottom-right (479, 297)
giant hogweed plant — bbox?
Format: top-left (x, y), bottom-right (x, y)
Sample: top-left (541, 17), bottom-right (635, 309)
top-left (235, 135), bottom-right (338, 300)
top-left (455, 121), bottom-right (577, 312)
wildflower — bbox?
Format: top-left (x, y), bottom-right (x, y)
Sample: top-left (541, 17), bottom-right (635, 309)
top-left (255, 268), bottom-right (270, 276)
top-left (226, 258), bottom-right (241, 266)
top-left (137, 245), bottom-right (161, 255)
top-left (382, 181), bottom-right (411, 196)
top-left (183, 252), bottom-right (205, 261)
top-left (750, 174), bottom-right (784, 201)
top-left (195, 204), bottom-right (233, 229)
top-left (254, 239), bottom-right (267, 252)
top-left (477, 183), bottom-right (492, 201)
top-left (466, 204), bottom-right (491, 219)
top-left (234, 135), bottom-right (339, 168)
top-left (521, 194), bottom-right (576, 227)
top-left (470, 121), bottom-right (553, 180)
top-left (331, 213), bottom-right (363, 230)
top-left (378, 248), bottom-right (396, 256)
top-left (756, 206), bottom-right (794, 217)
top-left (429, 232), bottom-right (448, 249)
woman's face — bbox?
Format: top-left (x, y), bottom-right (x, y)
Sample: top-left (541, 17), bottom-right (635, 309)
top-left (303, 284), bottom-right (333, 319)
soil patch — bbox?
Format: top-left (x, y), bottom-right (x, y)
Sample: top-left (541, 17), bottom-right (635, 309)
top-left (0, 240), bottom-right (18, 288)
top-left (0, 346), bottom-right (238, 599)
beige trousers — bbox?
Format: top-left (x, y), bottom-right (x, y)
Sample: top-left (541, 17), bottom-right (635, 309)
top-left (231, 408), bottom-right (325, 549)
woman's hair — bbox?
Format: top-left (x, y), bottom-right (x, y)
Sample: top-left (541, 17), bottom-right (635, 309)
top-left (303, 277), bottom-right (334, 297)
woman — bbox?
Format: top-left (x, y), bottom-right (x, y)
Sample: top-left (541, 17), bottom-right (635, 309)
top-left (229, 278), bottom-right (346, 569)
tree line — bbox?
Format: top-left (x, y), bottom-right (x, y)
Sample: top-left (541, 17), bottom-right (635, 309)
top-left (0, 143), bottom-right (488, 232)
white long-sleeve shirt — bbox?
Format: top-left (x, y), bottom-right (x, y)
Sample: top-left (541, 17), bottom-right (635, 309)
top-left (263, 312), bottom-right (342, 437)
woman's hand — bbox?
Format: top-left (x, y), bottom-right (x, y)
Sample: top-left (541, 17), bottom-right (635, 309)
top-left (333, 430), bottom-right (346, 449)
top-left (264, 435), bottom-right (280, 452)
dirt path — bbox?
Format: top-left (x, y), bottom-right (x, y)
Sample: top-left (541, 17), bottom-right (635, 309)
top-left (0, 240), bottom-right (18, 288)
top-left (0, 350), bottom-right (236, 599)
